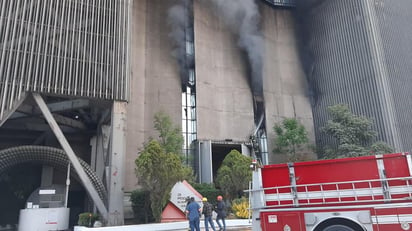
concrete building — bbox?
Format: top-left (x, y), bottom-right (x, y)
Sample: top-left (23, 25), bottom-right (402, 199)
top-left (300, 0), bottom-right (412, 152)
top-left (0, 0), bottom-right (312, 226)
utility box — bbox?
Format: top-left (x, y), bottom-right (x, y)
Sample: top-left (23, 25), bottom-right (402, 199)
top-left (18, 208), bottom-right (70, 231)
top-left (18, 185), bottom-right (69, 231)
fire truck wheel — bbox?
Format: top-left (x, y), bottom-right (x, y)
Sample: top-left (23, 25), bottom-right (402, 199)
top-left (322, 224), bottom-right (356, 231)
top-left (314, 218), bottom-right (365, 231)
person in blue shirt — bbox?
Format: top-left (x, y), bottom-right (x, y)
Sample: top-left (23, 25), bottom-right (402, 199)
top-left (185, 197), bottom-right (201, 231)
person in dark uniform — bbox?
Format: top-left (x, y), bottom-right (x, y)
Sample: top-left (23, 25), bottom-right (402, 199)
top-left (215, 195), bottom-right (226, 231)
top-left (202, 197), bottom-right (216, 231)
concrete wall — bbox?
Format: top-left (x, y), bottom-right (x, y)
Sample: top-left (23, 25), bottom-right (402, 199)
top-left (260, 6), bottom-right (315, 163)
top-left (143, 0), bottom-right (183, 133)
top-left (125, 0), bottom-right (146, 192)
top-left (125, 0), bottom-right (183, 192)
top-left (193, 1), bottom-right (315, 162)
top-left (194, 0), bottom-right (256, 142)
top-left (125, 0), bottom-right (316, 190)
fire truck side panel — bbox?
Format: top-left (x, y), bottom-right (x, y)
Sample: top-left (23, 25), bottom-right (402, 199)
top-left (383, 154), bottom-right (411, 178)
top-left (260, 211), bottom-right (304, 231)
top-left (261, 164), bottom-right (292, 206)
top-left (293, 156), bottom-right (380, 184)
top-left (260, 206), bottom-right (412, 231)
top-left (253, 153), bottom-right (412, 231)
top-left (293, 157), bottom-right (382, 205)
top-left (260, 208), bottom-right (377, 231)
top-left (372, 205), bottom-right (412, 231)
top-left (383, 155), bottom-right (412, 200)
top-left (261, 164), bottom-right (289, 189)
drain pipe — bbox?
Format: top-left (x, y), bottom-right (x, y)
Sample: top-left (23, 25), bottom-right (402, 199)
top-left (64, 163), bottom-right (70, 208)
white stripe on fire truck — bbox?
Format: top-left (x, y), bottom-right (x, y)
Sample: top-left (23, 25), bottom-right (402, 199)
top-left (257, 202), bottom-right (412, 212)
top-left (265, 185), bottom-right (411, 202)
top-left (371, 214), bottom-right (412, 224)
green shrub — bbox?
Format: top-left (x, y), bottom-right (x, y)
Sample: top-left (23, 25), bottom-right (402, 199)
top-left (77, 212), bottom-right (99, 227)
top-left (192, 183), bottom-right (221, 205)
top-left (130, 189), bottom-right (154, 224)
top-left (231, 197), bottom-right (250, 219)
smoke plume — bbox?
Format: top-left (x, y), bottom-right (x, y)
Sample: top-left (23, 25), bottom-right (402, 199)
top-left (167, 0), bottom-right (194, 89)
top-left (207, 0), bottom-right (264, 96)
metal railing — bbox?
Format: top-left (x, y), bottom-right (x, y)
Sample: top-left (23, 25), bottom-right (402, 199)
top-left (251, 176), bottom-right (412, 209)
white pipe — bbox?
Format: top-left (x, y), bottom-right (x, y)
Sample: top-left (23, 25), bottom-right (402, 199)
top-left (65, 163), bottom-right (71, 208)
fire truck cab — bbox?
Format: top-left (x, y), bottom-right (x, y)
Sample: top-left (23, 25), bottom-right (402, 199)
top-left (249, 153), bottom-right (412, 231)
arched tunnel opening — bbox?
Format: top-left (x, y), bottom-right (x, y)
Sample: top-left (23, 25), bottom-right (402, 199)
top-left (0, 163), bottom-right (41, 226)
top-left (0, 145), bottom-right (106, 228)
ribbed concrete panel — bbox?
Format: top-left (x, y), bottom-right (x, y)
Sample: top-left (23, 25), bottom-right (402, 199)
top-left (0, 0), bottom-right (130, 121)
top-left (305, 0), bottom-right (412, 152)
top-left (373, 0), bottom-right (412, 152)
top-left (305, 0), bottom-right (395, 150)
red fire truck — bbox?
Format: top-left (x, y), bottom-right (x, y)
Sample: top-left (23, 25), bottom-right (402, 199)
top-left (249, 153), bottom-right (412, 231)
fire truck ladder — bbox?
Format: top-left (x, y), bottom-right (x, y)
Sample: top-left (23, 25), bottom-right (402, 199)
top-left (263, 176), bottom-right (412, 208)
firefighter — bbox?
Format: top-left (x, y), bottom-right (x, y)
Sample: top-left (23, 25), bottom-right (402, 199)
top-left (202, 197), bottom-right (216, 231)
top-left (215, 195), bottom-right (227, 231)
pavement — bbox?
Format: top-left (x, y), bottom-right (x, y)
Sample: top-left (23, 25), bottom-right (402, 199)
top-left (74, 219), bottom-right (251, 231)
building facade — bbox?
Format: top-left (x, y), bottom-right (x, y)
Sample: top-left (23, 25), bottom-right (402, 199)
top-left (0, 0), bottom-right (314, 225)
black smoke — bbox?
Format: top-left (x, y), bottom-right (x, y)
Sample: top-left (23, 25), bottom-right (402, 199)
top-left (294, 1), bottom-right (319, 106)
top-left (207, 0), bottom-right (264, 97)
top-left (167, 0), bottom-right (194, 91)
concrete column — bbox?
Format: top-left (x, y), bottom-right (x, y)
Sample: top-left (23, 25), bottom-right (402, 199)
top-left (199, 140), bottom-right (212, 183)
top-left (107, 101), bottom-right (126, 225)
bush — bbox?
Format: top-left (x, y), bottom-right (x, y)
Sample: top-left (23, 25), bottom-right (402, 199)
top-left (215, 150), bottom-right (252, 201)
top-left (192, 183), bottom-right (222, 205)
top-left (77, 212), bottom-right (99, 227)
top-left (231, 197), bottom-right (250, 219)
top-left (130, 189), bottom-right (154, 224)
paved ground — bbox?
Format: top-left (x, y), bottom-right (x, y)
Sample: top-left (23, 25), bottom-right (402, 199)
top-left (174, 226), bottom-right (251, 231)
top-left (74, 219), bottom-right (252, 231)
top-left (176, 228), bottom-right (251, 231)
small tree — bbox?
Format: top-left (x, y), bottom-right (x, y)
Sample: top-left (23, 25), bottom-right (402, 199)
top-left (273, 118), bottom-right (310, 162)
top-left (215, 150), bottom-right (252, 200)
top-left (134, 112), bottom-right (194, 223)
top-left (135, 140), bottom-right (187, 222)
top-left (321, 104), bottom-right (394, 158)
top-left (153, 111), bottom-right (194, 182)
top-left (154, 111), bottom-right (184, 154)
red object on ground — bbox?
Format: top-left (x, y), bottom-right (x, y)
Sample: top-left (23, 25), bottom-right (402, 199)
top-left (161, 202), bottom-right (187, 223)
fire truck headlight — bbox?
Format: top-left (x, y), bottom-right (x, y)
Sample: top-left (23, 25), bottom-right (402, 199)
top-left (401, 222), bottom-right (410, 230)
top-left (250, 160), bottom-right (257, 170)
